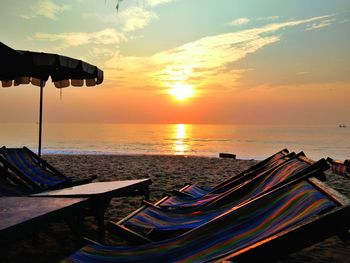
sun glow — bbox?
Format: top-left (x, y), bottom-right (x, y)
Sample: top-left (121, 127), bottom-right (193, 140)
top-left (168, 83), bottom-right (194, 100)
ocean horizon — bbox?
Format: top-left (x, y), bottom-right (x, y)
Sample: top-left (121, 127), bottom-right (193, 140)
top-left (1, 123), bottom-right (348, 160)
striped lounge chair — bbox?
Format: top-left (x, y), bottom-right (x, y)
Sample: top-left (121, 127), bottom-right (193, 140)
top-left (327, 157), bottom-right (350, 178)
top-left (0, 175), bottom-right (33, 196)
top-left (109, 154), bottom-right (329, 243)
top-left (101, 149), bottom-right (292, 243)
top-left (63, 177), bottom-right (350, 263)
top-left (118, 149), bottom-right (292, 225)
top-left (0, 146), bottom-right (96, 193)
top-left (178, 148), bottom-right (290, 198)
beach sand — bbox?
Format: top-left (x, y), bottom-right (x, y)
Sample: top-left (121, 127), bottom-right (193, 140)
top-left (4, 154), bottom-right (350, 262)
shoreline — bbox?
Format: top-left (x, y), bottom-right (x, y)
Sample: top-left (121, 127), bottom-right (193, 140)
top-left (43, 152), bottom-right (257, 160)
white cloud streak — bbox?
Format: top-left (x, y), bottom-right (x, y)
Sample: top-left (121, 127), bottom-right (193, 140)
top-left (257, 16), bottom-right (280, 21)
top-left (21, 0), bottom-right (71, 20)
top-left (34, 28), bottom-right (126, 47)
top-left (146, 0), bottom-right (173, 7)
top-left (119, 6), bottom-right (158, 32)
top-left (228, 18), bottom-right (250, 26)
top-left (306, 18), bottom-right (336, 31)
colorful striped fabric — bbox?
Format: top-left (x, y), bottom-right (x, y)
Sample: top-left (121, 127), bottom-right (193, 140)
top-left (64, 181), bottom-right (336, 263)
top-left (159, 157), bottom-right (308, 209)
top-left (210, 156), bottom-right (289, 194)
top-left (180, 150), bottom-right (289, 198)
top-left (180, 185), bottom-right (213, 198)
top-left (125, 203), bottom-right (227, 231)
top-left (124, 158), bottom-right (310, 232)
top-left (1, 148), bottom-right (67, 188)
top-left (331, 162), bottom-right (349, 178)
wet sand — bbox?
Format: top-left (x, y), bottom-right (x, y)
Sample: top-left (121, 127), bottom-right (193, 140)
top-left (4, 154), bottom-right (350, 262)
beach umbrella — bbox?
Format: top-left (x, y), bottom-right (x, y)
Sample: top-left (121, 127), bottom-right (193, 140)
top-left (0, 42), bottom-right (104, 156)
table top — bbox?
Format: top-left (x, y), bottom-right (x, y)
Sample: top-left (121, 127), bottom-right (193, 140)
top-left (0, 197), bottom-right (88, 234)
top-left (32, 179), bottom-right (151, 197)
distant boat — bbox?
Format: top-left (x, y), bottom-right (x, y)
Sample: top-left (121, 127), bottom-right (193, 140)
top-left (339, 124), bottom-right (347, 128)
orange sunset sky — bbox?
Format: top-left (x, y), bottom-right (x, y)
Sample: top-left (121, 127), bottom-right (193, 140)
top-left (1, 0), bottom-right (349, 125)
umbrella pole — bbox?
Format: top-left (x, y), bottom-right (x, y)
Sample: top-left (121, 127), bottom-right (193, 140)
top-left (38, 81), bottom-right (44, 157)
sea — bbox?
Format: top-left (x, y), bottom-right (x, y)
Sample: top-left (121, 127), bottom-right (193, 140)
top-left (0, 123), bottom-right (349, 160)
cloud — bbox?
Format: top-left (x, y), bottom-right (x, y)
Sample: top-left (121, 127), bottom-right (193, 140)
top-left (83, 1), bottom-right (174, 33)
top-left (104, 15), bottom-right (334, 96)
top-left (297, 71), bottom-right (309, 75)
top-left (146, 0), bottom-right (173, 7)
top-left (257, 16), bottom-right (280, 21)
top-left (119, 6), bottom-right (158, 32)
top-left (88, 47), bottom-right (116, 59)
top-left (228, 18), bottom-right (250, 26)
top-left (33, 28), bottom-right (126, 48)
top-left (21, 0), bottom-right (71, 20)
top-left (31, 13), bottom-right (334, 97)
top-left (31, 0), bottom-right (174, 57)
top-left (306, 18), bottom-right (336, 31)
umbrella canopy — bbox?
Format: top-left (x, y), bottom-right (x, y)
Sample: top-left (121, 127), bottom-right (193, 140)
top-left (0, 42), bottom-right (104, 155)
top-left (0, 42), bottom-right (103, 88)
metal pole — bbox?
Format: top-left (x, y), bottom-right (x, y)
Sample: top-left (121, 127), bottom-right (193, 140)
top-left (38, 80), bottom-right (44, 157)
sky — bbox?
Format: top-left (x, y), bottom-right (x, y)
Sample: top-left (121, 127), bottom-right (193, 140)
top-left (0, 0), bottom-right (349, 125)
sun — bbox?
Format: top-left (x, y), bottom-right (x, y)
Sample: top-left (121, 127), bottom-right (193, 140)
top-left (168, 83), bottom-right (194, 101)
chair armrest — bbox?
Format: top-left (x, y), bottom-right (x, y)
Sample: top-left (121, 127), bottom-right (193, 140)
top-left (142, 200), bottom-right (161, 209)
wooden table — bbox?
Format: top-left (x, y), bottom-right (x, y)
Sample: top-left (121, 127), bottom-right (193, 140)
top-left (0, 197), bottom-right (88, 244)
top-left (32, 179), bottom-right (152, 243)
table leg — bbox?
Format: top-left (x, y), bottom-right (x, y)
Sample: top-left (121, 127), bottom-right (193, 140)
top-left (142, 185), bottom-right (150, 201)
top-left (93, 197), bottom-right (112, 244)
top-left (0, 242), bottom-right (9, 263)
top-left (67, 212), bottom-right (85, 245)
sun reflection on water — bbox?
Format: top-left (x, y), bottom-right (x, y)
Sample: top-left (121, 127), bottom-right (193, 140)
top-left (173, 124), bottom-right (191, 155)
